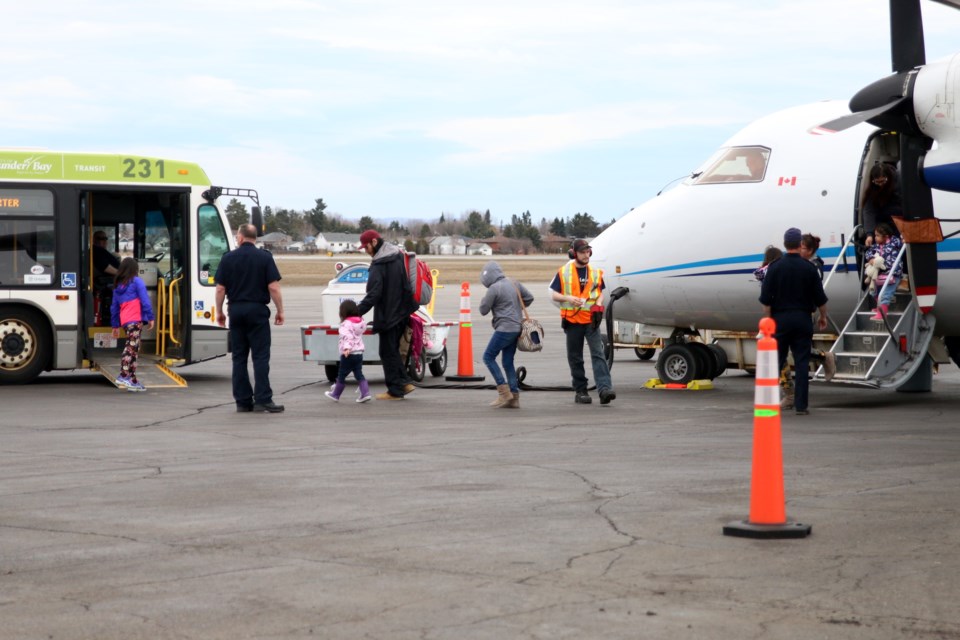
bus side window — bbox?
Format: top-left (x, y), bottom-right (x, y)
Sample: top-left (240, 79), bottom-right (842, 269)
top-left (0, 189), bottom-right (56, 285)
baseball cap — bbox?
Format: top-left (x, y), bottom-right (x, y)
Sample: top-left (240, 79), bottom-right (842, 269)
top-left (784, 227), bottom-right (802, 244)
top-left (571, 238), bottom-right (592, 253)
top-left (359, 229), bottom-right (381, 249)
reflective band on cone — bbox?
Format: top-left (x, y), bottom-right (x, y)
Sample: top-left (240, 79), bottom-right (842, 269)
top-left (446, 281), bottom-right (485, 382)
top-left (724, 317), bottom-right (811, 539)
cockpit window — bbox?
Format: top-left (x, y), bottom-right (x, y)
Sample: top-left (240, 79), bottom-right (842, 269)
top-left (693, 146), bottom-right (770, 184)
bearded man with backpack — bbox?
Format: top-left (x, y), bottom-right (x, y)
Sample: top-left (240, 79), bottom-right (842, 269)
top-left (356, 230), bottom-right (420, 400)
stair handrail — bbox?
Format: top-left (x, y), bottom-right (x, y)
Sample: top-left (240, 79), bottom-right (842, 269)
top-left (816, 225), bottom-right (861, 335)
top-left (822, 224), bottom-right (861, 292)
top-left (166, 274), bottom-right (183, 347)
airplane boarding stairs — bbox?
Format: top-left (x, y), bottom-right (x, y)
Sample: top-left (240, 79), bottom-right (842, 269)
top-left (816, 283), bottom-right (935, 389)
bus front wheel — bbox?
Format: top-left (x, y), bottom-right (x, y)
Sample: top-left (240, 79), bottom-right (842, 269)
top-left (0, 307), bottom-right (51, 384)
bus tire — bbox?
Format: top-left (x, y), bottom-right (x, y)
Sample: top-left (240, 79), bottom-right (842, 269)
top-left (0, 307), bottom-right (51, 384)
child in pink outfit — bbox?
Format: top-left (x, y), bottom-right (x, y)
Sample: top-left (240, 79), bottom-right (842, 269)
top-left (325, 300), bottom-right (371, 403)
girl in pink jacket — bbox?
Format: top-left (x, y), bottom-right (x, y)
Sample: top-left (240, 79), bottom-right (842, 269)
top-left (325, 300), bottom-right (371, 403)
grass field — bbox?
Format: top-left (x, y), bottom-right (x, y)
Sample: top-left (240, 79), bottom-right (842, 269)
top-left (273, 254), bottom-right (563, 287)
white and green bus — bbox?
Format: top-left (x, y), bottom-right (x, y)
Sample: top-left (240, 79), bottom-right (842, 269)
top-left (0, 150), bottom-right (261, 386)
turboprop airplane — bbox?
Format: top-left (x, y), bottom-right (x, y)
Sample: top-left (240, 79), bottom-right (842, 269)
top-left (589, 0), bottom-right (960, 391)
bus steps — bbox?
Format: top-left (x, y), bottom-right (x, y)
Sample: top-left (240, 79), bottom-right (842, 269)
top-left (94, 356), bottom-right (188, 390)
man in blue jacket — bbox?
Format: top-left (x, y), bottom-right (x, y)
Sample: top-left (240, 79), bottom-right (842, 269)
top-left (356, 230), bottom-right (420, 400)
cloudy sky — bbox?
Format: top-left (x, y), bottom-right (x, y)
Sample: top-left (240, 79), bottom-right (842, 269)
top-left (4, 1), bottom-right (960, 225)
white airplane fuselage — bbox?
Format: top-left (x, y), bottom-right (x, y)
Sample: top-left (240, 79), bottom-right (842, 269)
top-left (591, 100), bottom-right (960, 337)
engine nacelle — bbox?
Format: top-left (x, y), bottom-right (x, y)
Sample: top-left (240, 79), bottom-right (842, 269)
top-left (915, 55), bottom-right (960, 192)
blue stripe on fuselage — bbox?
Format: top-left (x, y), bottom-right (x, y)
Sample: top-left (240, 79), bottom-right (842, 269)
top-left (619, 238), bottom-right (960, 278)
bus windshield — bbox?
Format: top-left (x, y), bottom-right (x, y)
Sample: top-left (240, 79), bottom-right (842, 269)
top-left (198, 204), bottom-right (230, 284)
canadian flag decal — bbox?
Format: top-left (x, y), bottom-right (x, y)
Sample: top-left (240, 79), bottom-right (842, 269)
top-left (778, 177), bottom-right (797, 186)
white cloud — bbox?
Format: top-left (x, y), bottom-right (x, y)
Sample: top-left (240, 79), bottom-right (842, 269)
top-left (5, 0), bottom-right (960, 217)
top-left (425, 101), bottom-right (757, 163)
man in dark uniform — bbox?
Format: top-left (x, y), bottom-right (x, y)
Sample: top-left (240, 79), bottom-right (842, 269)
top-left (92, 230), bottom-right (120, 277)
top-left (215, 224), bottom-right (285, 413)
top-left (91, 230), bottom-right (121, 325)
top-left (356, 230), bottom-right (419, 400)
top-left (759, 227), bottom-right (829, 416)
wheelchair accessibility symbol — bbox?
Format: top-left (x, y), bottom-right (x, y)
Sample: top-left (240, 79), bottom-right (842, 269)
top-left (194, 301), bottom-right (204, 311)
top-left (61, 272), bottom-right (77, 288)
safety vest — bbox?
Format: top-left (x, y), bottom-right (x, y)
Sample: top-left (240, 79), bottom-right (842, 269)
top-left (558, 261), bottom-right (602, 323)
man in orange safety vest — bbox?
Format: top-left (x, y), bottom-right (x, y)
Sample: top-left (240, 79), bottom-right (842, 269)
top-left (549, 238), bottom-right (616, 405)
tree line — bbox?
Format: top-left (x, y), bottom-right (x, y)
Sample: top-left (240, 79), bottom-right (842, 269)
top-left (225, 197), bottom-right (616, 252)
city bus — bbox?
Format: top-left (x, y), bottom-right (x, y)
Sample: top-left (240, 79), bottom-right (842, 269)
top-left (0, 149), bottom-right (260, 386)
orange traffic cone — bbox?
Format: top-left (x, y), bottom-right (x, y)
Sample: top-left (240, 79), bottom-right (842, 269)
top-left (723, 317), bottom-right (811, 539)
top-left (446, 282), bottom-right (485, 382)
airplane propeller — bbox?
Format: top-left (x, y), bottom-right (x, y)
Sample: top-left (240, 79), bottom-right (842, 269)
top-left (815, 0), bottom-right (960, 314)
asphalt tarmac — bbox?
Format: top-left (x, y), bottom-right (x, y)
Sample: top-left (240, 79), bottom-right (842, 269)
top-left (2, 284), bottom-right (960, 639)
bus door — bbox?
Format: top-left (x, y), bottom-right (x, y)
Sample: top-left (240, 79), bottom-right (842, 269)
top-left (142, 202), bottom-right (188, 361)
top-left (81, 189), bottom-right (189, 372)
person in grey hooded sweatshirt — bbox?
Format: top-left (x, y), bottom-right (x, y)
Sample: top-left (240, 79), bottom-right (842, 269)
top-left (479, 261), bottom-right (535, 408)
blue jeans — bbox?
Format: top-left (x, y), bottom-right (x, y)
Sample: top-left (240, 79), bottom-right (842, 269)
top-left (878, 274), bottom-right (901, 306)
top-left (563, 321), bottom-right (612, 393)
top-left (337, 353), bottom-right (366, 383)
top-left (483, 331), bottom-right (520, 393)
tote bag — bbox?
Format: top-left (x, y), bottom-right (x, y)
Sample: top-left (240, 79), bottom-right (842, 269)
top-left (514, 284), bottom-right (544, 352)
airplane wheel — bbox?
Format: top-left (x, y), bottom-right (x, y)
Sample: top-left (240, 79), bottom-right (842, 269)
top-left (0, 307), bottom-right (51, 384)
top-left (686, 342), bottom-right (714, 379)
top-left (428, 347), bottom-right (448, 377)
top-left (324, 363), bottom-right (339, 382)
top-left (706, 343), bottom-right (728, 378)
top-left (408, 349), bottom-right (426, 382)
top-left (635, 347), bottom-right (656, 360)
top-left (656, 343), bottom-right (697, 385)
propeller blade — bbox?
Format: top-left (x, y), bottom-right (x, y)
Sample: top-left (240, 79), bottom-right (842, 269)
top-left (930, 0), bottom-right (960, 12)
top-left (890, 0), bottom-right (925, 72)
top-left (812, 98), bottom-right (905, 134)
top-left (900, 134), bottom-right (938, 313)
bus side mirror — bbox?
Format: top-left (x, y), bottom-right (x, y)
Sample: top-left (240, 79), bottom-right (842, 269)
top-left (251, 206), bottom-right (264, 236)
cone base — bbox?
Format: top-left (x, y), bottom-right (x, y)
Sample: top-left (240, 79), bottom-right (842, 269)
top-left (445, 375), bottom-right (486, 382)
top-left (722, 520), bottom-right (812, 539)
